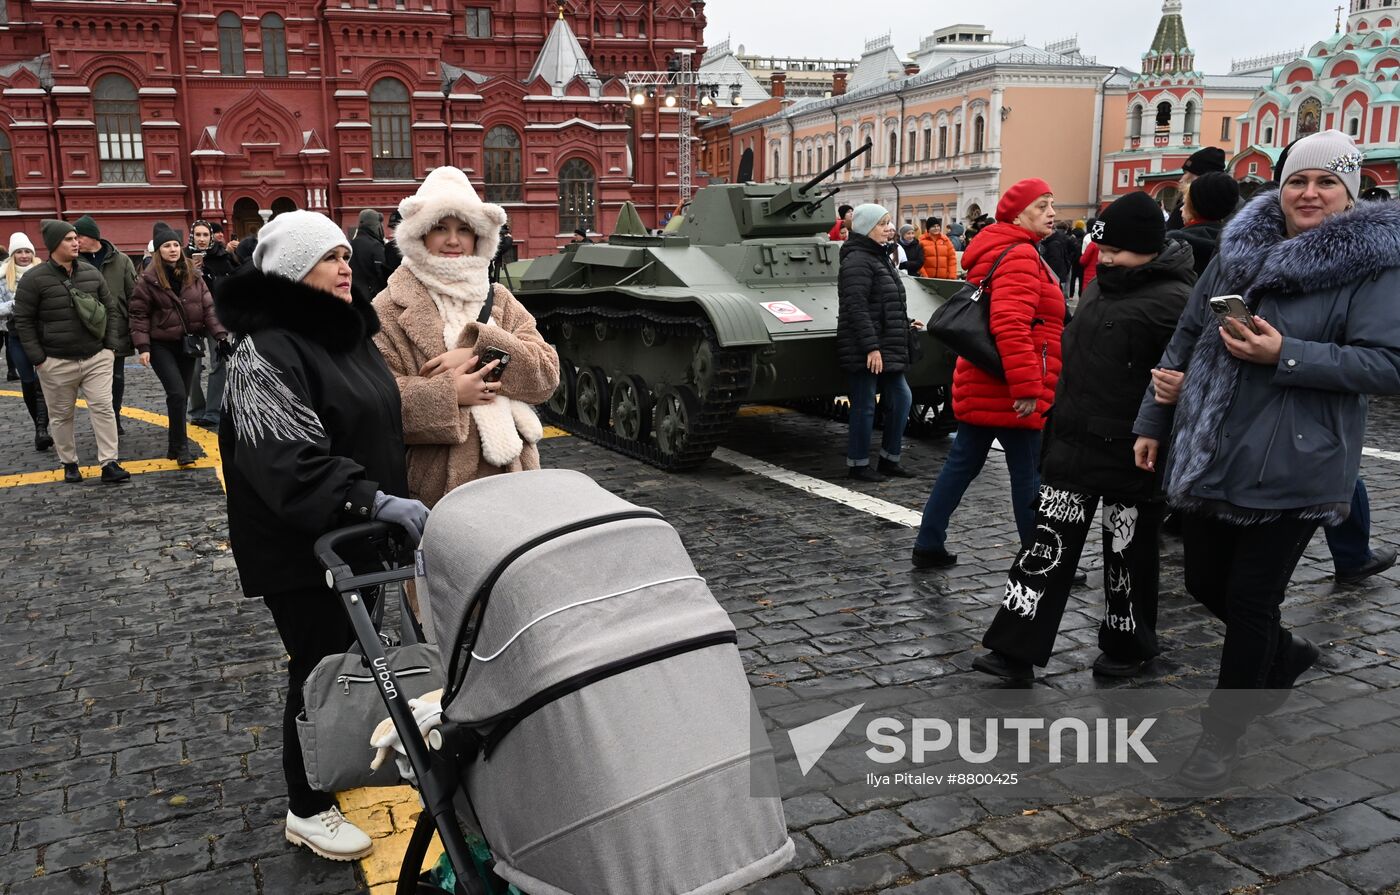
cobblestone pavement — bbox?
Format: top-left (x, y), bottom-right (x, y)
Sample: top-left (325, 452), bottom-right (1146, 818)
top-left (3, 367), bottom-right (1400, 894)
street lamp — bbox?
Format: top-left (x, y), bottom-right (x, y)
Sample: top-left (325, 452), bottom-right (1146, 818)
top-left (626, 56), bottom-right (744, 204)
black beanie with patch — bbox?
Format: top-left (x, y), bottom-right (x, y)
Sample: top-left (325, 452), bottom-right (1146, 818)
top-left (1090, 191), bottom-right (1165, 255)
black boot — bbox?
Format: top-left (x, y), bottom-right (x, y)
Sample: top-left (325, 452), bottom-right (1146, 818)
top-left (21, 380), bottom-right (53, 451)
top-left (1178, 729), bottom-right (1240, 789)
top-left (167, 402), bottom-right (195, 466)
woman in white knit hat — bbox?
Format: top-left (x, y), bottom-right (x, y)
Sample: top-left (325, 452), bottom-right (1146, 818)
top-left (1134, 130), bottom-right (1400, 787)
top-left (0, 233), bottom-right (51, 450)
top-left (214, 209), bottom-right (430, 862)
top-left (372, 165), bottom-right (560, 509)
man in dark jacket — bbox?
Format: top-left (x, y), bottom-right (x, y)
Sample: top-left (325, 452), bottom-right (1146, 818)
top-left (349, 208), bottom-right (389, 304)
top-left (1041, 222), bottom-right (1076, 295)
top-left (1165, 146), bottom-right (1227, 230)
top-left (12, 220), bottom-right (130, 483)
top-left (1166, 171), bottom-right (1239, 275)
top-left (186, 220), bottom-right (239, 428)
top-left (383, 210), bottom-right (403, 276)
top-left (74, 215), bottom-right (136, 433)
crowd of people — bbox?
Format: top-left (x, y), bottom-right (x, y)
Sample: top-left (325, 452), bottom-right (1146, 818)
top-left (4, 125), bottom-right (1399, 859)
top-left (836, 129), bottom-right (1400, 787)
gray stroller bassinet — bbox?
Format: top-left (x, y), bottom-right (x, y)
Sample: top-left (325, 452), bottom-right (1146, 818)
top-left (416, 468), bottom-right (793, 895)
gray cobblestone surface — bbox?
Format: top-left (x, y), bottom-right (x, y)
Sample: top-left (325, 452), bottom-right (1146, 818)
top-left (3, 369), bottom-right (1400, 893)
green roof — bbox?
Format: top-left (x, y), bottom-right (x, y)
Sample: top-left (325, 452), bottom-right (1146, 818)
top-left (1148, 1), bottom-right (1191, 71)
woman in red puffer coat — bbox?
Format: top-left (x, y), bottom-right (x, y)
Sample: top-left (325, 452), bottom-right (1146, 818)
top-left (912, 178), bottom-right (1065, 569)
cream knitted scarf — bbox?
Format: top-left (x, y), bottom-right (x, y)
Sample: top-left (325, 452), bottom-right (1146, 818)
top-left (401, 252), bottom-right (542, 468)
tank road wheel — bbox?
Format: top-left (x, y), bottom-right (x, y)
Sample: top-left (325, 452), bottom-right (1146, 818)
top-left (575, 366), bottom-right (611, 428)
top-left (654, 385), bottom-right (701, 462)
top-left (609, 375), bottom-right (654, 442)
top-left (548, 361), bottom-right (575, 417)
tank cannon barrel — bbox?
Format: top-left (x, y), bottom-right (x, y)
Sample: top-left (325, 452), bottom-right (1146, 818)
top-left (763, 142), bottom-right (871, 220)
top-left (800, 141), bottom-right (871, 194)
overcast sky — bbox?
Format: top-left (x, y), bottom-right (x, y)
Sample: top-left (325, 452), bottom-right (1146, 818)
top-left (701, 0), bottom-right (1326, 74)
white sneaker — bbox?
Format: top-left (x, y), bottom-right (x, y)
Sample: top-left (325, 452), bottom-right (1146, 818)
top-left (285, 807), bottom-right (374, 861)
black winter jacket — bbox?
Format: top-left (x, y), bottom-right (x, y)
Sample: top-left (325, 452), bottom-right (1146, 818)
top-left (215, 269), bottom-right (410, 596)
top-left (1041, 239), bottom-right (1195, 501)
top-left (893, 237), bottom-right (925, 277)
top-left (837, 234), bottom-right (911, 373)
top-left (1165, 221), bottom-right (1223, 276)
top-left (350, 231), bottom-right (388, 304)
top-left (12, 258), bottom-right (121, 364)
top-left (191, 240), bottom-right (240, 298)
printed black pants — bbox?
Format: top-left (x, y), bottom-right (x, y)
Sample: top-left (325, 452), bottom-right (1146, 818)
top-left (983, 485), bottom-right (1164, 668)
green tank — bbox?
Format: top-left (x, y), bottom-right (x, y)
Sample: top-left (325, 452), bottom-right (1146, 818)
top-left (512, 145), bottom-right (962, 471)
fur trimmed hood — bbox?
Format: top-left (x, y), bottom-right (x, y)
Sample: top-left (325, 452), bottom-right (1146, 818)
top-left (395, 166), bottom-right (506, 266)
top-left (1217, 187), bottom-right (1400, 298)
top-left (214, 267), bottom-right (380, 353)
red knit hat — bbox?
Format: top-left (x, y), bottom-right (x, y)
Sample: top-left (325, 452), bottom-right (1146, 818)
top-left (995, 178), bottom-right (1053, 223)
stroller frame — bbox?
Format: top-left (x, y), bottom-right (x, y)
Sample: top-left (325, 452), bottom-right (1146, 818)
top-left (314, 522), bottom-right (491, 895)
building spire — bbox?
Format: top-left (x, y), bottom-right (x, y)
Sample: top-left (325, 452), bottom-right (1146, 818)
top-left (1144, 0), bottom-right (1194, 75)
top-left (558, 1), bottom-right (566, 21)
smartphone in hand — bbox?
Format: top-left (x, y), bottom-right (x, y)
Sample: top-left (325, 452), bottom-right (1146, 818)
top-left (474, 347), bottom-right (510, 382)
top-left (1208, 295), bottom-right (1259, 337)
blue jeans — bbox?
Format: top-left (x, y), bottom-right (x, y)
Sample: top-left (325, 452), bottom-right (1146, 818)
top-left (1325, 478), bottom-right (1372, 573)
top-left (847, 371), bottom-right (912, 466)
top-left (915, 422), bottom-right (1041, 551)
top-left (6, 329), bottom-right (36, 383)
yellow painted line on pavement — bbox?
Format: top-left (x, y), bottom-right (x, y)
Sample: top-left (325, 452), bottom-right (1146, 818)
top-left (542, 425), bottom-right (570, 439)
top-left (737, 404), bottom-right (795, 417)
top-left (0, 390), bottom-right (225, 489)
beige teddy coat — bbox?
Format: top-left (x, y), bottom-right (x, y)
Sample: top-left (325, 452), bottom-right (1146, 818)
top-left (372, 268), bottom-right (560, 507)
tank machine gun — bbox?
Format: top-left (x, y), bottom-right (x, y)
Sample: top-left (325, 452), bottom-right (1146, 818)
top-left (514, 143), bottom-right (961, 471)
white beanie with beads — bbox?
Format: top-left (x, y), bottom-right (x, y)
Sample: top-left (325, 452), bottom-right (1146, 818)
top-left (1279, 130), bottom-right (1364, 199)
top-left (252, 210), bottom-right (352, 283)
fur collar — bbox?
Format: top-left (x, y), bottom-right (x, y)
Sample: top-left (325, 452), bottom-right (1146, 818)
top-left (1217, 188), bottom-right (1400, 297)
top-left (214, 268), bottom-right (380, 353)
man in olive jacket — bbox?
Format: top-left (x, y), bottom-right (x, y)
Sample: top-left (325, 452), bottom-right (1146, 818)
top-left (74, 215), bottom-right (136, 431)
top-left (12, 219), bottom-right (130, 483)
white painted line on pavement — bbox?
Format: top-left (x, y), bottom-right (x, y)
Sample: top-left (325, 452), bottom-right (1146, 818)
top-left (711, 447), bottom-right (923, 528)
top-left (1364, 446), bottom-right (1400, 463)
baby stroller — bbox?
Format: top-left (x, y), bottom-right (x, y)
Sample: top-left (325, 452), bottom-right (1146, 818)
top-left (315, 469), bottom-right (793, 895)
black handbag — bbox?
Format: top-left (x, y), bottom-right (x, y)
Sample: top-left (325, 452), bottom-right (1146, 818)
top-left (169, 291), bottom-right (205, 358)
top-left (927, 245), bottom-right (1017, 380)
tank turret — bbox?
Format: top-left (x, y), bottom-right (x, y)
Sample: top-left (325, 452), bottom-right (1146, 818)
top-left (513, 143), bottom-right (962, 471)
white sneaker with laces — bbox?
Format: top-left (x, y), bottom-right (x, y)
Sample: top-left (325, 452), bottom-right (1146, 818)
top-left (285, 806), bottom-right (374, 861)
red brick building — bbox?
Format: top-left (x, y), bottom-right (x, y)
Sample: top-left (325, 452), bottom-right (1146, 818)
top-left (0, 0), bottom-right (706, 256)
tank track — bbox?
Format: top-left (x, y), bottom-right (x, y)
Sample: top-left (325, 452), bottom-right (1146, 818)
top-left (532, 304), bottom-right (756, 471)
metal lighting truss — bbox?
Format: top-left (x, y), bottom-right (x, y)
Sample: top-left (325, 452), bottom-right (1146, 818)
top-left (626, 50), bottom-right (745, 204)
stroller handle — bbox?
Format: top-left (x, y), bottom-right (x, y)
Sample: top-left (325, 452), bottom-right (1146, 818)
top-left (314, 521), bottom-right (397, 586)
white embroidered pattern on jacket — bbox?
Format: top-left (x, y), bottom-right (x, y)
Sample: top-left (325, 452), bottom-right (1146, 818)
top-left (223, 336), bottom-right (327, 446)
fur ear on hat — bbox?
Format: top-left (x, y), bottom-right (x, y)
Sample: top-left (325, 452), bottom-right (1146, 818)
top-left (396, 166), bottom-right (507, 264)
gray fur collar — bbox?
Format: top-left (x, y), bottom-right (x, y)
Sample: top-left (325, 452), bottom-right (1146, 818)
top-left (1217, 188), bottom-right (1400, 298)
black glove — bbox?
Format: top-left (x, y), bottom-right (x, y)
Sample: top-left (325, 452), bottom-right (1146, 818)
top-left (216, 339), bottom-right (234, 361)
top-left (371, 491), bottom-right (430, 546)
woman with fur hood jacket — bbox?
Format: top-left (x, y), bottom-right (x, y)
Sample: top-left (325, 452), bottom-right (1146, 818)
top-left (372, 166), bottom-right (560, 508)
top-left (1133, 131), bottom-right (1400, 788)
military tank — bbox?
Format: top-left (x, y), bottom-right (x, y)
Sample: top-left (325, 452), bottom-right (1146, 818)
top-left (513, 145), bottom-right (962, 471)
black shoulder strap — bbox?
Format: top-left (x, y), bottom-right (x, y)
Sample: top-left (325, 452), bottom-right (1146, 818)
top-left (977, 245), bottom-right (1019, 291)
top-left (477, 282), bottom-right (494, 324)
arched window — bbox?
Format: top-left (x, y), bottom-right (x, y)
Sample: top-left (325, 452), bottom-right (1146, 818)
top-left (1348, 114), bottom-right (1361, 136)
top-left (1183, 101), bottom-right (1197, 137)
top-left (888, 130), bottom-right (897, 165)
top-left (1156, 101), bottom-right (1172, 130)
top-left (773, 149), bottom-right (779, 176)
top-left (261, 14), bottom-right (287, 77)
top-left (1130, 104), bottom-right (1143, 138)
top-left (615, 15), bottom-right (624, 36)
top-left (807, 147), bottom-right (814, 173)
top-left (973, 115), bottom-right (986, 152)
top-left (557, 158), bottom-right (596, 235)
top-left (94, 74), bottom-right (145, 183)
top-left (0, 130), bottom-right (15, 210)
top-left (218, 12), bottom-right (244, 76)
top-left (483, 125), bottom-right (522, 202)
top-left (816, 144), bottom-right (823, 171)
top-left (844, 139), bottom-right (852, 158)
top-left (370, 77), bottom-right (413, 180)
top-left (863, 136), bottom-right (872, 169)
